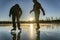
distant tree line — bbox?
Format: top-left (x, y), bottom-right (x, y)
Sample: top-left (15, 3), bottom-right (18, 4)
top-left (40, 17), bottom-right (60, 21)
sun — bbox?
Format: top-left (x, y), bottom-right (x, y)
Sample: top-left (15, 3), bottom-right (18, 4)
top-left (29, 18), bottom-right (34, 21)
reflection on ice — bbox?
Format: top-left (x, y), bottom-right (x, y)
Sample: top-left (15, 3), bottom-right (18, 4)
top-left (30, 24), bottom-right (34, 40)
top-left (30, 24), bottom-right (33, 31)
top-left (0, 24), bottom-right (60, 40)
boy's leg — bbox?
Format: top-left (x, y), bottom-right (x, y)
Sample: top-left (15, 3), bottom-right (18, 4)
top-left (11, 17), bottom-right (16, 30)
top-left (35, 12), bottom-right (40, 30)
top-left (17, 17), bottom-right (21, 30)
top-left (36, 15), bottom-right (40, 29)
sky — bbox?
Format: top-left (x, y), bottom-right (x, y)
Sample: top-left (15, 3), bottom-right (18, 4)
top-left (0, 0), bottom-right (60, 21)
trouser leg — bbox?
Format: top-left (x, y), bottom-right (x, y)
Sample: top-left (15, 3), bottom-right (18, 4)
top-left (12, 17), bottom-right (16, 29)
top-left (17, 17), bottom-right (20, 29)
top-left (35, 15), bottom-right (40, 28)
top-left (35, 12), bottom-right (40, 29)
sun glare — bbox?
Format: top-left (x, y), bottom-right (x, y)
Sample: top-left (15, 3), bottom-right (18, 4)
top-left (29, 18), bottom-right (34, 21)
top-left (30, 24), bottom-right (34, 38)
top-left (30, 24), bottom-right (33, 30)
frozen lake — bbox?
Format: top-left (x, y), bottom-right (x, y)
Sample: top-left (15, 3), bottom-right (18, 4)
top-left (0, 23), bottom-right (60, 40)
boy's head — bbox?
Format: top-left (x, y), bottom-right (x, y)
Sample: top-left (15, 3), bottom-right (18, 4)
top-left (15, 4), bottom-right (19, 6)
top-left (33, 0), bottom-right (37, 3)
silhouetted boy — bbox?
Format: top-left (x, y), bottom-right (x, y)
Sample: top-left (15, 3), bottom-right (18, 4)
top-left (9, 4), bottom-right (22, 31)
top-left (30, 0), bottom-right (45, 30)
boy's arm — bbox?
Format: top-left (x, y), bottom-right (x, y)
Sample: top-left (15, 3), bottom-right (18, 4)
top-left (30, 5), bottom-right (34, 14)
top-left (19, 7), bottom-right (22, 14)
top-left (40, 5), bottom-right (45, 16)
top-left (30, 9), bottom-right (34, 14)
top-left (19, 7), bottom-right (22, 17)
top-left (9, 9), bottom-right (12, 17)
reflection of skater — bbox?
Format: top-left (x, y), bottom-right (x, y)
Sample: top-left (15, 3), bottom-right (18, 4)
top-left (17, 31), bottom-right (21, 40)
top-left (11, 31), bottom-right (21, 40)
top-left (9, 4), bottom-right (22, 31)
top-left (36, 30), bottom-right (40, 40)
top-left (11, 32), bottom-right (16, 40)
top-left (30, 0), bottom-right (45, 30)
